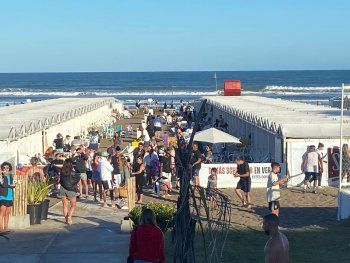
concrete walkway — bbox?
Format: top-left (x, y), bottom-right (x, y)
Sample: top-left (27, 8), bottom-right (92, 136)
top-left (0, 199), bottom-right (130, 263)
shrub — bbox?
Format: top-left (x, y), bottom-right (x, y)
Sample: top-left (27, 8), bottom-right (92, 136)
top-left (27, 179), bottom-right (53, 204)
top-left (129, 202), bottom-right (175, 233)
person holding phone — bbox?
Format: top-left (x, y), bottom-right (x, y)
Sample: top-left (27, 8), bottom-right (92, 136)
top-left (0, 162), bottom-right (15, 233)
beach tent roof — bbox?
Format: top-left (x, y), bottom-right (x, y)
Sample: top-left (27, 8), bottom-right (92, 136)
top-left (203, 96), bottom-right (350, 139)
top-left (0, 97), bottom-right (116, 141)
top-left (194, 127), bottom-right (241, 144)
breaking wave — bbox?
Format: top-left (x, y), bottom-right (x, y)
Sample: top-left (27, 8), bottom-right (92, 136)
top-left (262, 85), bottom-right (341, 94)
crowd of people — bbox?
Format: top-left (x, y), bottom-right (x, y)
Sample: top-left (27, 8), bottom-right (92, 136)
top-left (2, 99), bottom-right (350, 262)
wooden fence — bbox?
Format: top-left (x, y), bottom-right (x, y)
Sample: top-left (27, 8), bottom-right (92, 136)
top-left (11, 174), bottom-right (28, 217)
top-left (127, 176), bottom-right (136, 212)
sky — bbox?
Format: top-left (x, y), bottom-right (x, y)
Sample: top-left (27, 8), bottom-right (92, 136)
top-left (0, 0), bottom-right (349, 72)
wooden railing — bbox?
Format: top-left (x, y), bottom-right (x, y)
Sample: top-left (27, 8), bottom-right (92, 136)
top-left (11, 174), bottom-right (28, 217)
top-left (127, 176), bottom-right (136, 212)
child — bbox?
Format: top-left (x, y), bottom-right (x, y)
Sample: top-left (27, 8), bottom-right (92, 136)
top-left (266, 162), bottom-right (288, 216)
top-left (207, 168), bottom-right (218, 210)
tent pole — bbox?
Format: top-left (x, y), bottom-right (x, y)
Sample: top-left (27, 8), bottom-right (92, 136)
top-left (338, 83), bottom-right (345, 220)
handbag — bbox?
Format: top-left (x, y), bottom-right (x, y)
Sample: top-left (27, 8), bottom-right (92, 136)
top-left (127, 227), bottom-right (137, 263)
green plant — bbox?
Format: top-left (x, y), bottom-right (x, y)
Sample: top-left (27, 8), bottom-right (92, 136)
top-left (129, 202), bottom-right (175, 233)
top-left (27, 179), bottom-right (53, 204)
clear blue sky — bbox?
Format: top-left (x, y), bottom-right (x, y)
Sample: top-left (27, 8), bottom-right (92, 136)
top-left (0, 0), bottom-right (349, 72)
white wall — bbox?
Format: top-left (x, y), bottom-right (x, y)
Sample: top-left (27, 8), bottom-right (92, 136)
top-left (0, 102), bottom-right (122, 165)
top-left (286, 138), bottom-right (349, 187)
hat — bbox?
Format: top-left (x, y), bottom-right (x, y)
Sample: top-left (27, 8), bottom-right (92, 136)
top-left (101, 151), bottom-right (109, 157)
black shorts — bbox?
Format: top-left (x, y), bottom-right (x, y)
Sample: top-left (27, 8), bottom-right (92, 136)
top-left (102, 180), bottom-right (114, 190)
top-left (0, 200), bottom-right (13, 207)
top-left (305, 172), bottom-right (318, 181)
top-left (86, 171), bottom-right (92, 180)
top-left (268, 201), bottom-right (280, 212)
top-left (236, 178), bottom-right (251, 193)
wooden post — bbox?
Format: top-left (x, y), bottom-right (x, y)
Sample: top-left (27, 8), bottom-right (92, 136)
top-left (11, 174), bottom-right (28, 217)
top-left (127, 177), bottom-right (136, 212)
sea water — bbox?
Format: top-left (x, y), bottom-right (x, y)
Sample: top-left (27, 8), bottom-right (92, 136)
top-left (0, 70), bottom-right (349, 107)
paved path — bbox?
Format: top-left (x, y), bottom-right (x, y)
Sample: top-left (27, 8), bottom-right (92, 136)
top-left (0, 199), bottom-right (129, 263)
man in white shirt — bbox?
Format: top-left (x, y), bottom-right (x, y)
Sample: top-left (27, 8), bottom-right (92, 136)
top-left (143, 147), bottom-right (159, 186)
top-left (99, 152), bottom-right (115, 207)
top-left (301, 145), bottom-right (322, 194)
top-left (266, 162), bottom-right (288, 216)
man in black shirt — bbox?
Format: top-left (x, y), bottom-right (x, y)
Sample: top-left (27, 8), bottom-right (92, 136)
top-left (111, 146), bottom-right (122, 198)
top-left (190, 143), bottom-right (202, 187)
top-left (234, 156), bottom-right (252, 208)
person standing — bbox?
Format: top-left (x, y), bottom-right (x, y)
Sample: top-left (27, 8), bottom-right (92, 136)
top-left (53, 133), bottom-right (64, 153)
top-left (266, 162), bottom-right (288, 216)
top-left (63, 135), bottom-right (72, 152)
top-left (58, 159), bottom-right (80, 225)
top-left (160, 148), bottom-right (173, 191)
top-left (143, 147), bottom-right (159, 187)
top-left (234, 156), bottom-right (252, 208)
top-left (301, 145), bottom-right (322, 193)
top-left (204, 145), bottom-right (213, 164)
top-left (263, 214), bottom-right (289, 263)
top-left (72, 148), bottom-right (89, 199)
top-left (190, 143), bottom-right (202, 187)
top-left (0, 162), bottom-right (15, 233)
top-left (132, 156), bottom-right (146, 204)
top-left (111, 146), bottom-right (122, 199)
top-left (316, 143), bottom-right (327, 187)
top-left (133, 142), bottom-right (145, 164)
top-left (135, 100), bottom-right (141, 114)
top-left (91, 153), bottom-right (102, 202)
top-left (99, 152), bottom-right (115, 207)
top-left (128, 208), bottom-right (165, 263)
top-left (88, 128), bottom-right (99, 151)
top-left (207, 167), bottom-right (218, 210)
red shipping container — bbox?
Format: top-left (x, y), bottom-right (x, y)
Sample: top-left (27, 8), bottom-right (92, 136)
top-left (224, 80), bottom-right (241, 96)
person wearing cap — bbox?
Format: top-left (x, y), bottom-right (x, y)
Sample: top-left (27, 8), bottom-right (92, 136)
top-left (99, 151), bottom-right (115, 207)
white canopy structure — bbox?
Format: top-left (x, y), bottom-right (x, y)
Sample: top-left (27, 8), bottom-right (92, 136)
top-left (202, 95), bottom-right (350, 187)
top-left (194, 127), bottom-right (241, 144)
top-left (0, 97), bottom-right (123, 165)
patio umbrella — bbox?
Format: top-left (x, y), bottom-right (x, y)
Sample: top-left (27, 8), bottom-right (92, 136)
top-left (194, 127), bottom-right (241, 144)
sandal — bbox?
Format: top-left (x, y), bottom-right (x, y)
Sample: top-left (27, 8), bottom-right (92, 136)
top-left (67, 217), bottom-right (73, 225)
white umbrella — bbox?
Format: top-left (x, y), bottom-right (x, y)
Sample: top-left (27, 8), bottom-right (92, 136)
top-left (194, 127), bottom-right (241, 144)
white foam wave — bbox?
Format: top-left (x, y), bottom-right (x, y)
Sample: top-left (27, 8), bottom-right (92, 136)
top-left (262, 85), bottom-right (341, 93)
top-left (0, 90), bottom-right (219, 97)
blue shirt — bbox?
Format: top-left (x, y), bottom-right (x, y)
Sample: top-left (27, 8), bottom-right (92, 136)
top-left (0, 174), bottom-right (13, 201)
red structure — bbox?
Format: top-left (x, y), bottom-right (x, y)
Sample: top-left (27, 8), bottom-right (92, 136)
top-left (224, 80), bottom-right (241, 96)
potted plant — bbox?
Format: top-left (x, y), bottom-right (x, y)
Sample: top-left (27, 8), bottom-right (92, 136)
top-left (27, 180), bottom-right (53, 225)
top-left (39, 179), bottom-right (54, 220)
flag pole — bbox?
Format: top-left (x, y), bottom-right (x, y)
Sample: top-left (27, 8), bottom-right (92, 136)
top-left (214, 72), bottom-right (218, 93)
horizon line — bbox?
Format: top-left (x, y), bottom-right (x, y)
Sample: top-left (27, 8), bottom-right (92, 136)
top-left (1, 69), bottom-right (350, 74)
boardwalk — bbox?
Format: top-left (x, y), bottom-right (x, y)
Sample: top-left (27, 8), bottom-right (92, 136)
top-left (0, 199), bottom-right (129, 263)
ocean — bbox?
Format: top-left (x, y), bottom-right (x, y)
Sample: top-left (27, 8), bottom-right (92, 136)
top-left (0, 70), bottom-right (349, 107)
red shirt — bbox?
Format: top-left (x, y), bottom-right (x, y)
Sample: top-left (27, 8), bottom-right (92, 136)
top-left (129, 224), bottom-right (165, 263)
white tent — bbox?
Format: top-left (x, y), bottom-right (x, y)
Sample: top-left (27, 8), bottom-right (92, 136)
top-left (194, 127), bottom-right (241, 144)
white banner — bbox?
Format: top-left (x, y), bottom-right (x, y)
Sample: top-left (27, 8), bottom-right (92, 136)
top-left (198, 163), bottom-right (286, 188)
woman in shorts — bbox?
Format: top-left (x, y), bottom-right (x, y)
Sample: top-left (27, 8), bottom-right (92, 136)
top-left (91, 153), bottom-right (102, 202)
top-left (0, 162), bottom-right (15, 233)
top-left (59, 158), bottom-right (80, 225)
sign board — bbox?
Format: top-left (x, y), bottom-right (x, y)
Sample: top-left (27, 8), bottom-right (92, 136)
top-left (198, 163), bottom-right (286, 188)
top-left (328, 147), bottom-right (340, 179)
